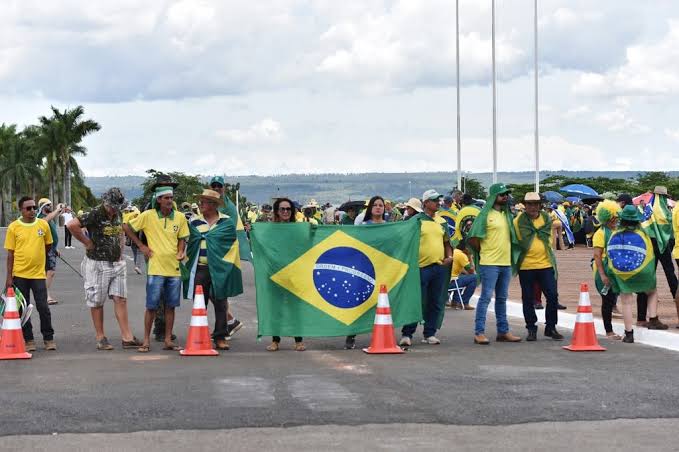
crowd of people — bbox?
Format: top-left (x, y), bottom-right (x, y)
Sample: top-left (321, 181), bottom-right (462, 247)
top-left (4, 176), bottom-right (679, 353)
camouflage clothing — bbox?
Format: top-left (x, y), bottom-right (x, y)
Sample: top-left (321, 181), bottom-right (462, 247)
top-left (78, 205), bottom-right (123, 262)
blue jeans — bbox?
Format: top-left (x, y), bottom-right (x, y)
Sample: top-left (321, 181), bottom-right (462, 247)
top-left (449, 274), bottom-right (477, 305)
top-left (402, 264), bottom-right (447, 338)
top-left (474, 265), bottom-right (511, 335)
top-left (518, 268), bottom-right (558, 331)
top-left (145, 276), bottom-right (181, 310)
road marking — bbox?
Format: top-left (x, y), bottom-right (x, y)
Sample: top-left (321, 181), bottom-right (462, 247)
top-left (129, 355), bottom-right (170, 362)
top-left (288, 375), bottom-right (363, 411)
top-left (307, 351), bottom-right (372, 375)
top-left (213, 377), bottom-right (275, 408)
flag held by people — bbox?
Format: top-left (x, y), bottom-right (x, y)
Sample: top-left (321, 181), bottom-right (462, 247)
top-left (251, 221), bottom-right (422, 337)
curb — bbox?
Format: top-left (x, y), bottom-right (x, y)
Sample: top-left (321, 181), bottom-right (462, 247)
top-left (469, 295), bottom-right (679, 352)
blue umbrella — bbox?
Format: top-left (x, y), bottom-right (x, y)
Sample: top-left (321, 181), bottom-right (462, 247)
top-left (543, 191), bottom-right (564, 203)
top-left (560, 184), bottom-right (599, 198)
top-left (566, 196), bottom-right (581, 203)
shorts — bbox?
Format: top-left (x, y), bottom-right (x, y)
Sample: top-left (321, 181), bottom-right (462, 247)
top-left (46, 249), bottom-right (57, 272)
top-left (145, 275), bottom-right (181, 310)
top-left (82, 257), bottom-right (127, 308)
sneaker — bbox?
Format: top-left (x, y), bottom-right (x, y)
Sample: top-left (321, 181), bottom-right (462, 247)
top-left (44, 340), bottom-right (57, 351)
top-left (557, 304), bottom-right (567, 310)
top-left (526, 330), bottom-right (537, 341)
top-left (399, 336), bottom-right (412, 347)
top-left (544, 328), bottom-right (564, 341)
top-left (25, 340), bottom-right (36, 352)
top-left (421, 336), bottom-right (441, 345)
top-left (647, 316), bottom-right (669, 330)
top-left (215, 339), bottom-right (230, 350)
top-left (226, 320), bottom-right (243, 338)
top-left (96, 336), bottom-right (114, 351)
top-left (534, 303), bottom-right (544, 310)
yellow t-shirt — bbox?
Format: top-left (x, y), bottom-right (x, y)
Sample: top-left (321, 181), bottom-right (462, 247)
top-left (129, 209), bottom-right (189, 277)
top-left (191, 213), bottom-right (228, 265)
top-left (479, 209), bottom-right (510, 266)
top-left (592, 227), bottom-right (607, 258)
top-left (673, 208), bottom-right (679, 259)
top-left (418, 213), bottom-right (449, 267)
top-left (4, 218), bottom-right (53, 279)
top-left (513, 213), bottom-right (553, 270)
top-left (451, 248), bottom-right (471, 277)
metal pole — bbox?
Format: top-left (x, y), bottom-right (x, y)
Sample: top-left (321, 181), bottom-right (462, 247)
top-left (491, 0), bottom-right (497, 184)
top-left (456, 0), bottom-right (462, 191)
top-left (534, 0), bottom-right (540, 193)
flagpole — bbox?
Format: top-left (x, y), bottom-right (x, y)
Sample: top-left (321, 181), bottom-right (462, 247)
top-left (491, 0), bottom-right (497, 184)
top-left (456, 0), bottom-right (462, 191)
top-left (534, 0), bottom-right (540, 193)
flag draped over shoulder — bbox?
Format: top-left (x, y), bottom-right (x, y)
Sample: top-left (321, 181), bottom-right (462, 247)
top-left (220, 195), bottom-right (252, 262)
top-left (606, 227), bottom-right (656, 293)
top-left (251, 221), bottom-right (422, 337)
top-left (183, 217), bottom-right (243, 300)
top-left (554, 209), bottom-right (575, 245)
top-left (437, 208), bottom-right (456, 236)
top-left (641, 194), bottom-right (673, 253)
top-left (451, 205), bottom-right (480, 246)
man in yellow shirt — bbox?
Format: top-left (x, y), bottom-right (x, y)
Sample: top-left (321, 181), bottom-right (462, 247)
top-left (399, 189), bottom-right (453, 346)
top-left (513, 192), bottom-right (563, 341)
top-left (449, 243), bottom-right (476, 309)
top-left (468, 183), bottom-right (522, 345)
top-left (124, 186), bottom-right (189, 352)
top-left (4, 196), bottom-right (55, 351)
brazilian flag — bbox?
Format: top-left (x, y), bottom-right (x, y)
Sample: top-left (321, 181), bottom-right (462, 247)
top-left (251, 221), bottom-right (422, 337)
top-left (220, 195), bottom-right (252, 262)
top-left (437, 208), bottom-right (456, 237)
top-left (642, 194), bottom-right (673, 253)
top-left (607, 228), bottom-right (656, 293)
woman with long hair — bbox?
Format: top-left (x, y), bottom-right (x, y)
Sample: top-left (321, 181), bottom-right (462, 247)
top-left (267, 198), bottom-right (306, 351)
top-left (362, 196), bottom-right (386, 224)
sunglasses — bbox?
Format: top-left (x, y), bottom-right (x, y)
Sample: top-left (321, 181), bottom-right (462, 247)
top-left (198, 200), bottom-right (216, 205)
top-left (278, 207), bottom-right (292, 212)
top-left (23, 206), bottom-right (37, 211)
top-left (210, 184), bottom-right (223, 189)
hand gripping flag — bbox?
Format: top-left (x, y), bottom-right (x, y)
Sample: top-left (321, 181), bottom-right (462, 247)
top-left (606, 228), bottom-right (656, 293)
top-left (251, 221), bottom-right (422, 337)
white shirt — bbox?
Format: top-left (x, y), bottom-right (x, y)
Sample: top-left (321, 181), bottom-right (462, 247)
top-left (61, 212), bottom-right (74, 223)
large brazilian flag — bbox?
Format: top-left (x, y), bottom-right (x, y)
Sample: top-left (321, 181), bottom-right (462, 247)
top-left (251, 221), bottom-right (422, 337)
top-left (641, 194), bottom-right (673, 253)
top-left (607, 228), bottom-right (656, 293)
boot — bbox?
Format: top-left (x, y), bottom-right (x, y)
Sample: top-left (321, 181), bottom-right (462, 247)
top-left (622, 329), bottom-right (634, 343)
top-left (647, 316), bottom-right (668, 330)
top-left (526, 330), bottom-right (537, 342)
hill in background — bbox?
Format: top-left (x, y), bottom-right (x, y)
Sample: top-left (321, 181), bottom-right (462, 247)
top-left (85, 171), bottom-right (675, 205)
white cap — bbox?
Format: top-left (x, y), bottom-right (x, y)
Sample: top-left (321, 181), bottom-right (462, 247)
top-left (422, 189), bottom-right (442, 202)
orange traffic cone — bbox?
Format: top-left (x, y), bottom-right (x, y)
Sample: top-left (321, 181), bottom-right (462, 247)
top-left (563, 283), bottom-right (606, 352)
top-left (180, 285), bottom-right (218, 356)
top-left (0, 287), bottom-right (31, 360)
top-left (363, 284), bottom-right (404, 354)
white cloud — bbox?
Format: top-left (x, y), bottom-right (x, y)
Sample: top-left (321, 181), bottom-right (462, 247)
top-left (573, 19), bottom-right (679, 98)
top-left (595, 109), bottom-right (650, 134)
top-left (665, 128), bottom-right (679, 142)
top-left (562, 105), bottom-right (590, 119)
top-left (215, 118), bottom-right (283, 144)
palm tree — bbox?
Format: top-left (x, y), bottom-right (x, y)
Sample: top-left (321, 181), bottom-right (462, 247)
top-left (36, 106), bottom-right (100, 207)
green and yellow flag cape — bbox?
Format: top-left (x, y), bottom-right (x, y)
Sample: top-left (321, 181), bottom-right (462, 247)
top-left (606, 226), bottom-right (656, 293)
top-left (220, 195), bottom-right (252, 262)
top-left (641, 194), bottom-right (673, 253)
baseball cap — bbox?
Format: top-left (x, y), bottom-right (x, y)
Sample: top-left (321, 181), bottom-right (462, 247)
top-left (422, 189), bottom-right (442, 202)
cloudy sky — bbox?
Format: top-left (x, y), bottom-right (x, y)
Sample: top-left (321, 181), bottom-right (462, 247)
top-left (1, 0), bottom-right (678, 176)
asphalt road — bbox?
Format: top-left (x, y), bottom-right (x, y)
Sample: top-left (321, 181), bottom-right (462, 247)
top-left (2, 230), bottom-right (679, 451)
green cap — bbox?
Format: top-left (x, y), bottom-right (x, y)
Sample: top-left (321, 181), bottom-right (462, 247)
top-left (488, 183), bottom-right (511, 198)
top-left (619, 204), bottom-right (642, 222)
top-left (210, 176), bottom-right (225, 187)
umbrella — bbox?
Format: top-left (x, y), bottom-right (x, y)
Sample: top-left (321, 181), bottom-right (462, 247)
top-left (560, 184), bottom-right (599, 199)
top-left (338, 200), bottom-right (365, 212)
top-left (542, 191), bottom-right (564, 203)
top-left (565, 196), bottom-right (581, 203)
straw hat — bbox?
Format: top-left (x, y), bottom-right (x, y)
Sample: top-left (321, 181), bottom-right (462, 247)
top-left (654, 186), bottom-right (668, 196)
top-left (195, 189), bottom-right (224, 206)
top-left (405, 198), bottom-right (423, 213)
top-left (523, 192), bottom-right (541, 203)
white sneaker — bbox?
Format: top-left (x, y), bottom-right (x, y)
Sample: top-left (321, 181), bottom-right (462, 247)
top-left (399, 336), bottom-right (412, 346)
top-left (421, 336), bottom-right (441, 345)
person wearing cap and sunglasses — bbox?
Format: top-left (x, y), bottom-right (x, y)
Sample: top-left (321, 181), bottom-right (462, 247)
top-left (67, 188), bottom-right (141, 351)
top-left (5, 196), bottom-right (56, 352)
top-left (467, 183), bottom-right (522, 345)
top-left (37, 198), bottom-right (64, 305)
top-left (513, 193), bottom-right (563, 341)
top-left (399, 189), bottom-right (454, 346)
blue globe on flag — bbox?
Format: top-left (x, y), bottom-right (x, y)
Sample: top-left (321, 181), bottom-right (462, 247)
top-left (608, 231), bottom-right (647, 273)
top-left (313, 247), bottom-right (376, 309)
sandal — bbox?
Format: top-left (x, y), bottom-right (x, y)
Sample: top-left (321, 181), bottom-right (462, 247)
top-left (162, 343), bottom-right (182, 351)
top-left (47, 298), bottom-right (58, 305)
top-left (266, 341), bottom-right (280, 352)
top-left (294, 342), bottom-right (306, 352)
top-left (215, 339), bottom-right (230, 350)
top-left (122, 336), bottom-right (142, 349)
top-left (137, 345), bottom-right (150, 353)
top-left (606, 332), bottom-right (622, 341)
top-left (97, 337), bottom-right (114, 351)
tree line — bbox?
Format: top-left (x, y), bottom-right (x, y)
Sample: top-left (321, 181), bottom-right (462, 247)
top-left (0, 106), bottom-right (100, 225)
